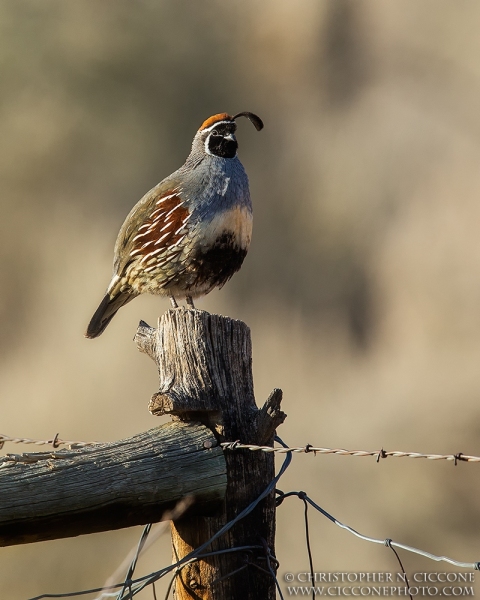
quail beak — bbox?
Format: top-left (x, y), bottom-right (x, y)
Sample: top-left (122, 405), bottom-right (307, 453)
top-left (224, 133), bottom-right (236, 142)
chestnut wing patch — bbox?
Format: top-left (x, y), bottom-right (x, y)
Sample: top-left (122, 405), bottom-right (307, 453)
top-left (129, 193), bottom-right (191, 270)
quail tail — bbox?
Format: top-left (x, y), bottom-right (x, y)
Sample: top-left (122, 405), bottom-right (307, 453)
top-left (85, 291), bottom-right (134, 339)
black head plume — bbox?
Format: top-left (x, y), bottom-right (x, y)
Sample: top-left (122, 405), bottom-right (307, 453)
top-left (233, 112), bottom-right (264, 131)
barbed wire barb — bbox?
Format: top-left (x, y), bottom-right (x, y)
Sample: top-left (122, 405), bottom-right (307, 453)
top-left (0, 432), bottom-right (97, 449)
top-left (221, 441), bottom-right (480, 464)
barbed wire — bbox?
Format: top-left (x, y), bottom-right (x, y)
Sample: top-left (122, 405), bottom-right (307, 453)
top-left (25, 435), bottom-right (480, 600)
top-left (221, 441), bottom-right (480, 464)
top-left (0, 434), bottom-right (97, 469)
top-left (0, 432), bottom-right (97, 450)
top-left (2, 431), bottom-right (479, 465)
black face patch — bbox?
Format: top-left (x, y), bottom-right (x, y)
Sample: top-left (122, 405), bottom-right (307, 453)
top-left (208, 136), bottom-right (237, 158)
top-left (207, 123), bottom-right (238, 158)
top-left (190, 232), bottom-right (247, 289)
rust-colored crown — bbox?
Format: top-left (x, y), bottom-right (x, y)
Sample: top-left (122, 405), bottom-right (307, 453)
top-left (199, 112), bottom-right (264, 133)
top-left (199, 113), bottom-right (233, 131)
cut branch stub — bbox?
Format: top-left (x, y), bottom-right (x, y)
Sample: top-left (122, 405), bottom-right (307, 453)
top-left (254, 388), bottom-right (286, 446)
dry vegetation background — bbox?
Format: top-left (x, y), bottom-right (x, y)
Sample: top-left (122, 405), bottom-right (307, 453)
top-left (1, 0), bottom-right (480, 598)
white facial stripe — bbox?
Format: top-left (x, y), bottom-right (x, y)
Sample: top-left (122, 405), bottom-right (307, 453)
top-left (204, 131), bottom-right (237, 157)
top-left (203, 120), bottom-right (235, 156)
top-left (200, 120), bottom-right (232, 134)
top-left (205, 136), bottom-right (213, 156)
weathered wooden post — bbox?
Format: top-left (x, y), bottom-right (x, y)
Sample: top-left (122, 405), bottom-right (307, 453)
top-left (135, 308), bottom-right (286, 600)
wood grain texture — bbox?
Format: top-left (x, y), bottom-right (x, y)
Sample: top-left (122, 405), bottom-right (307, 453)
top-left (136, 309), bottom-right (286, 600)
top-left (0, 421), bottom-right (226, 546)
top-left (136, 309), bottom-right (257, 419)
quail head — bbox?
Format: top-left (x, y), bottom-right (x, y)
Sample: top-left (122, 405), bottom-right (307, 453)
top-left (86, 111), bottom-right (263, 338)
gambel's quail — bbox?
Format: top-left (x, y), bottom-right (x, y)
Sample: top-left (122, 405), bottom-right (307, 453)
top-left (86, 111), bottom-right (263, 338)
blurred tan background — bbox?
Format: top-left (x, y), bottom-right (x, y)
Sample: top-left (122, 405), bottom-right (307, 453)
top-left (2, 0), bottom-right (480, 597)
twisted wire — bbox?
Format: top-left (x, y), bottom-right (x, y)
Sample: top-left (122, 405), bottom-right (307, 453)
top-left (276, 490), bottom-right (480, 571)
top-left (2, 432), bottom-right (478, 464)
top-left (222, 441), bottom-right (480, 464)
top-left (0, 433), bottom-right (96, 450)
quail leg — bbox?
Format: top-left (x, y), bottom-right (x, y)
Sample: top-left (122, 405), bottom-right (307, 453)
top-left (169, 296), bottom-right (178, 309)
top-left (186, 295), bottom-right (196, 309)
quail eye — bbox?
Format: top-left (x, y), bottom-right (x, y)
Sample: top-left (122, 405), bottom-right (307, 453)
top-left (211, 130), bottom-right (221, 137)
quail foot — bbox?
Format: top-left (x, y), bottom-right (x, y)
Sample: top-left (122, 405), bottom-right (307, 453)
top-left (86, 111), bottom-right (263, 338)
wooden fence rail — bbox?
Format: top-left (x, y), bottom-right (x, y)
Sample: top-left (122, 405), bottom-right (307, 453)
top-left (0, 421), bottom-right (225, 546)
